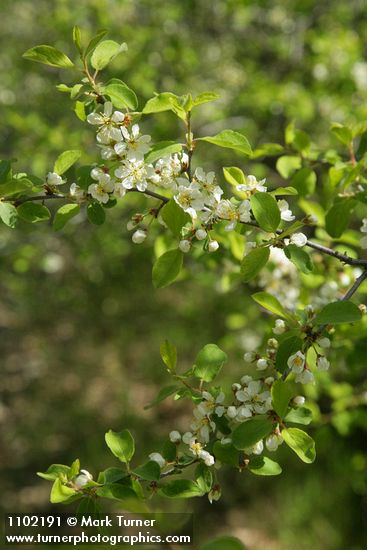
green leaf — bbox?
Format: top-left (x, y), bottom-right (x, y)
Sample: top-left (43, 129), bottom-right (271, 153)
top-left (102, 79), bottom-right (138, 110)
top-left (144, 384), bottom-right (180, 410)
top-left (53, 204), bottom-right (80, 231)
top-left (250, 192), bottom-right (281, 232)
top-left (213, 441), bottom-right (240, 467)
top-left (331, 123), bottom-right (353, 145)
top-left (195, 463), bottom-right (213, 493)
top-left (325, 200), bottom-right (355, 238)
top-left (74, 101), bottom-right (86, 121)
top-left (17, 202), bottom-right (50, 223)
top-left (293, 130), bottom-right (311, 153)
top-left (251, 143), bottom-right (284, 159)
top-left (284, 407), bottom-right (313, 425)
top-left (23, 45), bottom-right (74, 68)
top-left (276, 155), bottom-right (302, 178)
top-left (292, 168), bottom-right (316, 196)
top-left (72, 26), bottom-right (82, 54)
top-left (50, 479), bottom-right (79, 504)
top-left (271, 380), bottom-right (293, 418)
top-left (87, 202), bottom-right (106, 225)
top-left (162, 440), bottom-right (177, 462)
top-left (241, 247), bottom-right (270, 282)
top-left (69, 458), bottom-right (80, 480)
top-left (160, 340), bottom-right (177, 371)
top-left (0, 160), bottom-right (12, 183)
top-left (152, 249), bottom-right (183, 288)
top-left (192, 92), bottom-right (219, 107)
top-left (84, 30), bottom-right (108, 58)
top-left (105, 429), bottom-right (135, 464)
top-left (0, 178), bottom-right (33, 196)
top-left (193, 343), bottom-right (227, 382)
top-left (269, 186), bottom-right (298, 196)
top-left (223, 166), bottom-right (246, 186)
top-left (37, 464), bottom-right (70, 481)
top-left (200, 536), bottom-right (246, 550)
top-left (314, 301), bottom-right (362, 325)
top-left (282, 427), bottom-right (316, 463)
top-left (251, 291), bottom-right (289, 319)
top-left (0, 202), bottom-right (18, 228)
top-left (159, 479), bottom-right (204, 498)
top-left (161, 199), bottom-right (190, 237)
top-left (143, 92), bottom-right (181, 114)
top-left (284, 245), bottom-right (314, 274)
top-left (248, 456), bottom-right (282, 476)
top-left (145, 142), bottom-right (182, 164)
top-left (54, 150), bottom-right (82, 176)
top-left (91, 40), bottom-right (127, 70)
top-left (96, 483), bottom-right (137, 501)
top-left (275, 335), bottom-right (303, 373)
top-left (198, 130), bottom-right (252, 156)
top-left (232, 417), bottom-right (273, 450)
top-left (97, 467), bottom-right (126, 484)
top-left (133, 461), bottom-right (161, 482)
top-left (76, 497), bottom-right (99, 516)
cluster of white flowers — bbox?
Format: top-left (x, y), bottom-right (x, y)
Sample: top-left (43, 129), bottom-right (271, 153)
top-left (287, 335), bottom-right (330, 384)
top-left (52, 101), bottom-right (313, 250)
top-left (258, 247), bottom-right (300, 309)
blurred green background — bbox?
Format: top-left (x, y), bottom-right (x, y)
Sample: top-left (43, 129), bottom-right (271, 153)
top-left (1, 1), bottom-right (367, 549)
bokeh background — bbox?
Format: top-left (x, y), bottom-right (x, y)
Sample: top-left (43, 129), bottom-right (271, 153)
top-left (1, 1), bottom-right (367, 549)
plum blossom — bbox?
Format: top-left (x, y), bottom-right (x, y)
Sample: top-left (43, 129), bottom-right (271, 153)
top-left (278, 199), bottom-right (295, 222)
top-left (287, 351), bottom-right (305, 374)
top-left (46, 172), bottom-right (64, 186)
top-left (73, 469), bottom-right (93, 488)
top-left (193, 167), bottom-right (223, 205)
top-left (115, 159), bottom-right (155, 192)
top-left (88, 168), bottom-right (114, 203)
top-left (290, 232), bottom-right (308, 247)
top-left (237, 174), bottom-right (267, 194)
top-left (174, 182), bottom-right (205, 219)
top-left (87, 101), bottom-right (125, 144)
top-left (114, 124), bottom-right (151, 160)
top-left (216, 199), bottom-right (251, 231)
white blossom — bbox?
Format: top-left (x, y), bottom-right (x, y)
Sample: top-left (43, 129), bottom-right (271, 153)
top-left (360, 218), bottom-right (367, 233)
top-left (243, 352), bottom-right (256, 362)
top-left (287, 351), bottom-right (305, 374)
top-left (46, 172), bottom-right (64, 186)
top-left (266, 434), bottom-right (282, 452)
top-left (290, 232), bottom-right (307, 247)
top-left (193, 167), bottom-right (223, 205)
top-left (87, 102), bottom-right (124, 144)
top-left (174, 181), bottom-right (204, 219)
top-left (74, 469), bottom-right (93, 488)
top-left (114, 124), bottom-right (151, 161)
top-left (149, 452), bottom-right (166, 468)
top-left (69, 183), bottom-right (85, 201)
top-left (88, 169), bottom-right (114, 203)
top-left (317, 356), bottom-right (330, 371)
top-left (115, 159), bottom-right (155, 192)
top-left (295, 369), bottom-right (315, 384)
top-left (237, 174), bottom-right (267, 194)
top-left (278, 200), bottom-right (295, 222)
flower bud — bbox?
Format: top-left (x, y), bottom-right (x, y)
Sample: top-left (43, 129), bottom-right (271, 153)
top-left (256, 358), bottom-right (268, 371)
top-left (227, 406), bottom-right (237, 419)
top-left (169, 430), bottom-right (181, 443)
top-left (265, 377), bottom-right (274, 385)
top-left (148, 452), bottom-right (166, 468)
top-left (179, 239), bottom-right (191, 253)
top-left (293, 395), bottom-right (305, 407)
top-left (317, 356), bottom-right (330, 371)
top-left (132, 229), bottom-right (147, 244)
top-left (273, 319), bottom-right (286, 335)
top-left (243, 352), bottom-right (255, 363)
top-left (265, 434), bottom-right (280, 452)
top-left (195, 229), bottom-right (207, 241)
top-left (208, 240), bottom-right (219, 252)
top-left (318, 337), bottom-right (330, 349)
top-left (208, 484), bottom-right (221, 504)
top-left (73, 469), bottom-right (93, 488)
top-left (267, 338), bottom-right (278, 349)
